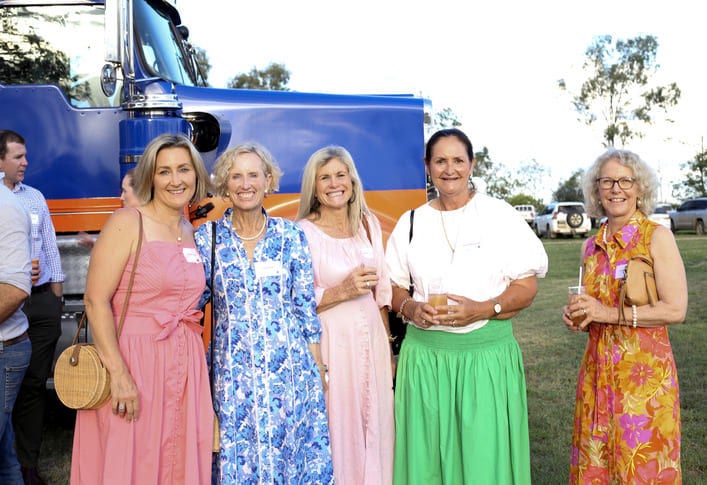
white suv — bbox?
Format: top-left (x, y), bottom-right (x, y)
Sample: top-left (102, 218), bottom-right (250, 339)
top-left (534, 202), bottom-right (591, 238)
top-left (514, 205), bottom-right (535, 224)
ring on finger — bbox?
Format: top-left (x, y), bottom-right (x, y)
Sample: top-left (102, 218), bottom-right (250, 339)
top-left (451, 320), bottom-right (456, 327)
top-left (118, 403), bottom-right (125, 412)
top-left (366, 281), bottom-right (370, 288)
top-left (583, 308), bottom-right (587, 315)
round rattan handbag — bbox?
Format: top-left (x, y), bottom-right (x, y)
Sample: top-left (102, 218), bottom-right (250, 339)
top-left (54, 212), bottom-right (143, 410)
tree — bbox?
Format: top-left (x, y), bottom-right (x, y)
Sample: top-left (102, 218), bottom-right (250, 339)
top-left (553, 170), bottom-right (584, 202)
top-left (672, 149), bottom-right (707, 199)
top-left (193, 46), bottom-right (211, 86)
top-left (507, 193), bottom-right (544, 211)
top-left (559, 35), bottom-right (680, 147)
top-left (228, 62), bottom-right (290, 91)
top-left (0, 10), bottom-right (72, 94)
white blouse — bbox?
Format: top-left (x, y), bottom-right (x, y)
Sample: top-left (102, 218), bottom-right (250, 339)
top-left (385, 193), bottom-right (548, 333)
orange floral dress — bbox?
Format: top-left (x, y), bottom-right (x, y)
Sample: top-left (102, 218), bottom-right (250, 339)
top-left (570, 213), bottom-right (681, 484)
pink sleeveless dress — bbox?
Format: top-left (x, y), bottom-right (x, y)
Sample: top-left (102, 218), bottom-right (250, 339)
top-left (71, 237), bottom-right (213, 485)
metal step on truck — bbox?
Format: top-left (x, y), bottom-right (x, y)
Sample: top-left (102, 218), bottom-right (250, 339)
top-left (0, 0), bottom-right (428, 387)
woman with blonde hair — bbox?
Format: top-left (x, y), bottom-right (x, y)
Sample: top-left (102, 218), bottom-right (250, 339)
top-left (298, 145), bottom-right (395, 485)
top-left (72, 133), bottom-right (214, 484)
top-left (195, 142), bottom-right (333, 484)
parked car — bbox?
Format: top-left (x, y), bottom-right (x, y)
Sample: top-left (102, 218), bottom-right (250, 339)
top-left (648, 204), bottom-right (672, 230)
top-left (669, 197), bottom-right (707, 235)
top-left (534, 202), bottom-right (591, 238)
top-left (514, 204), bottom-right (536, 224)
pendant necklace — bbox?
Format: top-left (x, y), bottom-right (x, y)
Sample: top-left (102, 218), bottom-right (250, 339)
top-left (234, 214), bottom-right (267, 241)
top-left (439, 197), bottom-right (469, 262)
top-left (147, 206), bottom-right (182, 242)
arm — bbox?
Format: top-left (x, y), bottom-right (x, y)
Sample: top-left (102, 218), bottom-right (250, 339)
top-left (83, 209), bottom-right (140, 420)
top-left (0, 203), bottom-right (31, 323)
top-left (316, 267), bottom-right (377, 313)
top-left (430, 276), bottom-right (538, 326)
top-left (0, 284), bottom-right (28, 323)
top-left (564, 227), bottom-right (687, 330)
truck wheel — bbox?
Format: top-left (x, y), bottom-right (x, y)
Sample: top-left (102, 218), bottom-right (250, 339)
top-left (696, 220), bottom-right (705, 236)
top-left (546, 226), bottom-right (555, 239)
top-left (567, 212), bottom-right (584, 228)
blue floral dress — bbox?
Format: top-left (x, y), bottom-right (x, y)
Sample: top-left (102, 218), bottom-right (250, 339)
top-left (195, 209), bottom-right (333, 484)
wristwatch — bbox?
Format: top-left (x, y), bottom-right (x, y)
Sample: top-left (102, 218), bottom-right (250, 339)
top-left (492, 298), bottom-right (502, 316)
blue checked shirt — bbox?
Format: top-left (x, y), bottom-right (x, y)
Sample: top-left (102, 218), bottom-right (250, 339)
top-left (1, 177), bottom-right (65, 286)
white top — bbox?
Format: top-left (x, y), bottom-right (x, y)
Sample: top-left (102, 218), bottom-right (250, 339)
top-left (385, 192), bottom-right (548, 333)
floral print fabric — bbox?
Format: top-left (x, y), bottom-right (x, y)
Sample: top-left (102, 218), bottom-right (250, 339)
top-left (195, 211), bottom-right (333, 484)
top-left (570, 213), bottom-right (681, 484)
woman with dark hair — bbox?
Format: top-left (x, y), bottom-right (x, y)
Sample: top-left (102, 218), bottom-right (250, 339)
top-left (297, 146), bottom-right (394, 485)
top-left (72, 134), bottom-right (214, 484)
top-left (562, 148), bottom-right (687, 483)
top-left (385, 128), bottom-right (547, 484)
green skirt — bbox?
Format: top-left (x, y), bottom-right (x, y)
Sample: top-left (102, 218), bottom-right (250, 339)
top-left (394, 321), bottom-right (531, 485)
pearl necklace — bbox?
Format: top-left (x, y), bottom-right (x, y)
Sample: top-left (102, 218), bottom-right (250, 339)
top-left (234, 214), bottom-right (267, 241)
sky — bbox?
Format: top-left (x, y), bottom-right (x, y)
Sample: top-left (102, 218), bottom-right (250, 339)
top-left (175, 0), bottom-right (706, 203)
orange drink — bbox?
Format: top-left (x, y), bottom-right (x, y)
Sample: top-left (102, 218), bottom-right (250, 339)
top-left (568, 285), bottom-right (586, 325)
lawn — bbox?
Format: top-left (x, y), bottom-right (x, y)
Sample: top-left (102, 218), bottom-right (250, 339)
top-left (40, 236), bottom-right (706, 484)
top-left (515, 235), bottom-right (706, 483)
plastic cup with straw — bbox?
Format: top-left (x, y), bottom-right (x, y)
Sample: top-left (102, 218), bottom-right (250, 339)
top-left (568, 266), bottom-right (586, 326)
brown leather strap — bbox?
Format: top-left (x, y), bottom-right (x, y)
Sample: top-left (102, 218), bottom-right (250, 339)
top-left (116, 210), bottom-right (144, 337)
top-left (69, 210), bottom-right (144, 365)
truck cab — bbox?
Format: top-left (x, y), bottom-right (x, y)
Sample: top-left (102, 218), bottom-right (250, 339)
top-left (1, 0), bottom-right (427, 380)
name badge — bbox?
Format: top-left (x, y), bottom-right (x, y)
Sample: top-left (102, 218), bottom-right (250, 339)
top-left (182, 247), bottom-right (202, 264)
top-left (254, 260), bottom-right (283, 278)
top-left (615, 263), bottom-right (627, 280)
top-left (30, 213), bottom-right (40, 225)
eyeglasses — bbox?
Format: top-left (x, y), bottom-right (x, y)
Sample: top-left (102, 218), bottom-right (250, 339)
top-left (596, 177), bottom-right (635, 190)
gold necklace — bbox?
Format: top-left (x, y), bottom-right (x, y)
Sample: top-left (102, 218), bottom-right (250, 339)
top-left (234, 214), bottom-right (267, 241)
top-left (146, 207), bottom-right (182, 242)
top-left (439, 198), bottom-right (469, 260)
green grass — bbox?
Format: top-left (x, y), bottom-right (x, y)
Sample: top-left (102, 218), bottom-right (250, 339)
top-left (515, 235), bottom-right (706, 484)
top-left (40, 236), bottom-right (706, 484)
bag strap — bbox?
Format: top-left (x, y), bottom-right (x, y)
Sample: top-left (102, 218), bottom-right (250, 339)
top-left (408, 209), bottom-right (415, 295)
top-left (618, 253), bottom-right (654, 325)
top-left (70, 210), bottom-right (144, 358)
top-left (209, 221), bottom-right (216, 390)
top-left (115, 210), bottom-right (144, 337)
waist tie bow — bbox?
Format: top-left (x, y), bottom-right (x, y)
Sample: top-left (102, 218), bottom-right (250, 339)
top-left (154, 308), bottom-right (204, 341)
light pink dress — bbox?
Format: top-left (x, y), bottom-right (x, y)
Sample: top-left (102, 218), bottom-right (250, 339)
top-left (299, 217), bottom-right (394, 485)
top-left (70, 237), bottom-right (213, 485)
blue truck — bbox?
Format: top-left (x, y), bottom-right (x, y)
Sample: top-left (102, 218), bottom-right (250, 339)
top-left (0, 0), bottom-right (428, 378)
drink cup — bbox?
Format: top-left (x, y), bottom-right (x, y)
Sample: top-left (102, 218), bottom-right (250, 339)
top-left (428, 278), bottom-right (447, 310)
top-left (568, 285), bottom-right (586, 325)
top-left (360, 247), bottom-right (376, 272)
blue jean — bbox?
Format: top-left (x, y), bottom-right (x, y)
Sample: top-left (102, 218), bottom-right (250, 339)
top-left (0, 338), bottom-right (31, 484)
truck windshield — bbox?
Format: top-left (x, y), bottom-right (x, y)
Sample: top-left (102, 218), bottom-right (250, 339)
top-left (0, 4), bottom-right (121, 107)
top-left (134, 0), bottom-right (195, 86)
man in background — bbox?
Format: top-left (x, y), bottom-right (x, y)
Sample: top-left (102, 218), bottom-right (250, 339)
top-left (0, 182), bottom-right (33, 483)
top-left (0, 130), bottom-right (64, 485)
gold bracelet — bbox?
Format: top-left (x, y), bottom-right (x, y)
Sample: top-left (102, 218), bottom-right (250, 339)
top-left (387, 334), bottom-right (397, 343)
